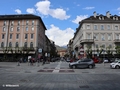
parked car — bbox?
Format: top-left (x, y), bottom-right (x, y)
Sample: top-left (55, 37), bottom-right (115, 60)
top-left (69, 58), bottom-right (95, 69)
top-left (104, 59), bottom-right (109, 63)
top-left (51, 58), bottom-right (56, 62)
top-left (92, 57), bottom-right (99, 63)
top-left (66, 58), bottom-right (78, 63)
top-left (110, 60), bottom-right (120, 69)
top-left (51, 57), bottom-right (60, 62)
top-left (103, 58), bottom-right (112, 63)
top-left (66, 59), bottom-right (73, 62)
top-left (66, 59), bottom-right (71, 62)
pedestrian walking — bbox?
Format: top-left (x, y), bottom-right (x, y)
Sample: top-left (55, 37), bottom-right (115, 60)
top-left (42, 56), bottom-right (46, 65)
top-left (29, 57), bottom-right (33, 65)
top-left (28, 56), bottom-right (31, 66)
top-left (37, 54), bottom-right (41, 66)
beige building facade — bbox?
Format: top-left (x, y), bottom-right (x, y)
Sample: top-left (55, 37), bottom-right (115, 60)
top-left (58, 50), bottom-right (67, 57)
top-left (73, 11), bottom-right (120, 59)
top-left (0, 14), bottom-right (47, 58)
top-left (67, 38), bottom-right (73, 58)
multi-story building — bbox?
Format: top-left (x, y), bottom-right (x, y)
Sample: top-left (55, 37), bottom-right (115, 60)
top-left (50, 40), bottom-right (57, 58)
top-left (0, 14), bottom-right (47, 60)
top-left (73, 11), bottom-right (120, 59)
top-left (67, 38), bottom-right (74, 58)
top-left (45, 35), bottom-right (57, 58)
top-left (57, 50), bottom-right (67, 57)
top-left (45, 35), bottom-right (51, 55)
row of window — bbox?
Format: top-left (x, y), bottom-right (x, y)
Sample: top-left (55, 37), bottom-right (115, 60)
top-left (2, 34), bottom-right (34, 39)
top-left (86, 24), bottom-right (119, 30)
top-left (2, 26), bottom-right (35, 32)
top-left (98, 16), bottom-right (118, 20)
top-left (3, 20), bottom-right (35, 26)
top-left (87, 33), bottom-right (120, 41)
top-left (86, 44), bottom-right (112, 49)
top-left (1, 42), bottom-right (34, 48)
top-left (95, 44), bottom-right (112, 49)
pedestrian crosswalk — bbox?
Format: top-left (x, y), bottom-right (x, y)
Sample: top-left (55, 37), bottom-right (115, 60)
top-left (38, 69), bottom-right (74, 73)
top-left (38, 61), bottom-right (74, 73)
top-left (50, 61), bottom-right (70, 64)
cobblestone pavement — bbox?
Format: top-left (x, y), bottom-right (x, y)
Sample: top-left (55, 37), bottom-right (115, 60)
top-left (0, 61), bottom-right (120, 90)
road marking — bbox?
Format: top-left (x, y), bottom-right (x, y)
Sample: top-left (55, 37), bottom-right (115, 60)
top-left (52, 69), bottom-right (59, 73)
top-left (52, 61), bottom-right (62, 73)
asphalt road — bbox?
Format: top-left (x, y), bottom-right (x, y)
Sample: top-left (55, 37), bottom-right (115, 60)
top-left (0, 61), bottom-right (120, 90)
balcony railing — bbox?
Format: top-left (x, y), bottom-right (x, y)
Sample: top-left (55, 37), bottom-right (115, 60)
top-left (80, 39), bottom-right (94, 44)
top-left (114, 39), bottom-right (120, 43)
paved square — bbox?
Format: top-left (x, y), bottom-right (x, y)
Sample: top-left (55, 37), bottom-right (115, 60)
top-left (0, 62), bottom-right (120, 90)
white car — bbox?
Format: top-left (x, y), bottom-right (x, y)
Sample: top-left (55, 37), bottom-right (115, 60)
top-left (110, 60), bottom-right (120, 69)
top-left (104, 59), bottom-right (109, 63)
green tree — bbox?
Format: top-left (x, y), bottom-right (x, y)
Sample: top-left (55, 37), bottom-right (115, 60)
top-left (96, 46), bottom-right (104, 57)
top-left (86, 45), bottom-right (92, 58)
top-left (106, 46), bottom-right (113, 58)
top-left (2, 46), bottom-right (35, 62)
top-left (115, 46), bottom-right (120, 58)
top-left (20, 47), bottom-right (35, 59)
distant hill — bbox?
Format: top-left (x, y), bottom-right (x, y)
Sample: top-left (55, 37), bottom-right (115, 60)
top-left (61, 45), bottom-right (67, 49)
top-left (55, 45), bottom-right (67, 51)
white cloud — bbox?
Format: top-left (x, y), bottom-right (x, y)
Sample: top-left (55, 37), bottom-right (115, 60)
top-left (72, 15), bottom-right (88, 24)
top-left (117, 7), bottom-right (120, 11)
top-left (116, 7), bottom-right (120, 15)
top-left (46, 24), bottom-right (75, 46)
top-left (118, 12), bottom-right (120, 15)
top-left (15, 9), bottom-right (22, 14)
top-left (49, 8), bottom-right (70, 20)
top-left (26, 8), bottom-right (36, 14)
top-left (35, 0), bottom-right (70, 20)
top-left (83, 7), bottom-right (95, 10)
top-left (35, 0), bottom-right (50, 15)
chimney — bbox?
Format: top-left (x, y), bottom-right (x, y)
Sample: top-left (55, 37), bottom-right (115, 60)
top-left (93, 11), bottom-right (96, 18)
top-left (106, 11), bottom-right (110, 18)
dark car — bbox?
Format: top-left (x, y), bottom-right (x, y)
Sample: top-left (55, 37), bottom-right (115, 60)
top-left (69, 58), bottom-right (95, 69)
top-left (51, 57), bottom-right (60, 62)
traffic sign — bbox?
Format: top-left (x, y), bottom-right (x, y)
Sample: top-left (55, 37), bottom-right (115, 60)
top-left (38, 48), bottom-right (42, 53)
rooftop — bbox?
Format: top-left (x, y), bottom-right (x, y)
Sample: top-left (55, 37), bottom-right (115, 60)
top-left (0, 14), bottom-right (47, 30)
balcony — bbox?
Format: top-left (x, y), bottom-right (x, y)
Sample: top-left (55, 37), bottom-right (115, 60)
top-left (114, 39), bottom-right (120, 43)
top-left (80, 39), bottom-right (94, 44)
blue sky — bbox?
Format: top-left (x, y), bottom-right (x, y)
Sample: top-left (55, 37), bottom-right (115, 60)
top-left (0, 0), bottom-right (120, 46)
